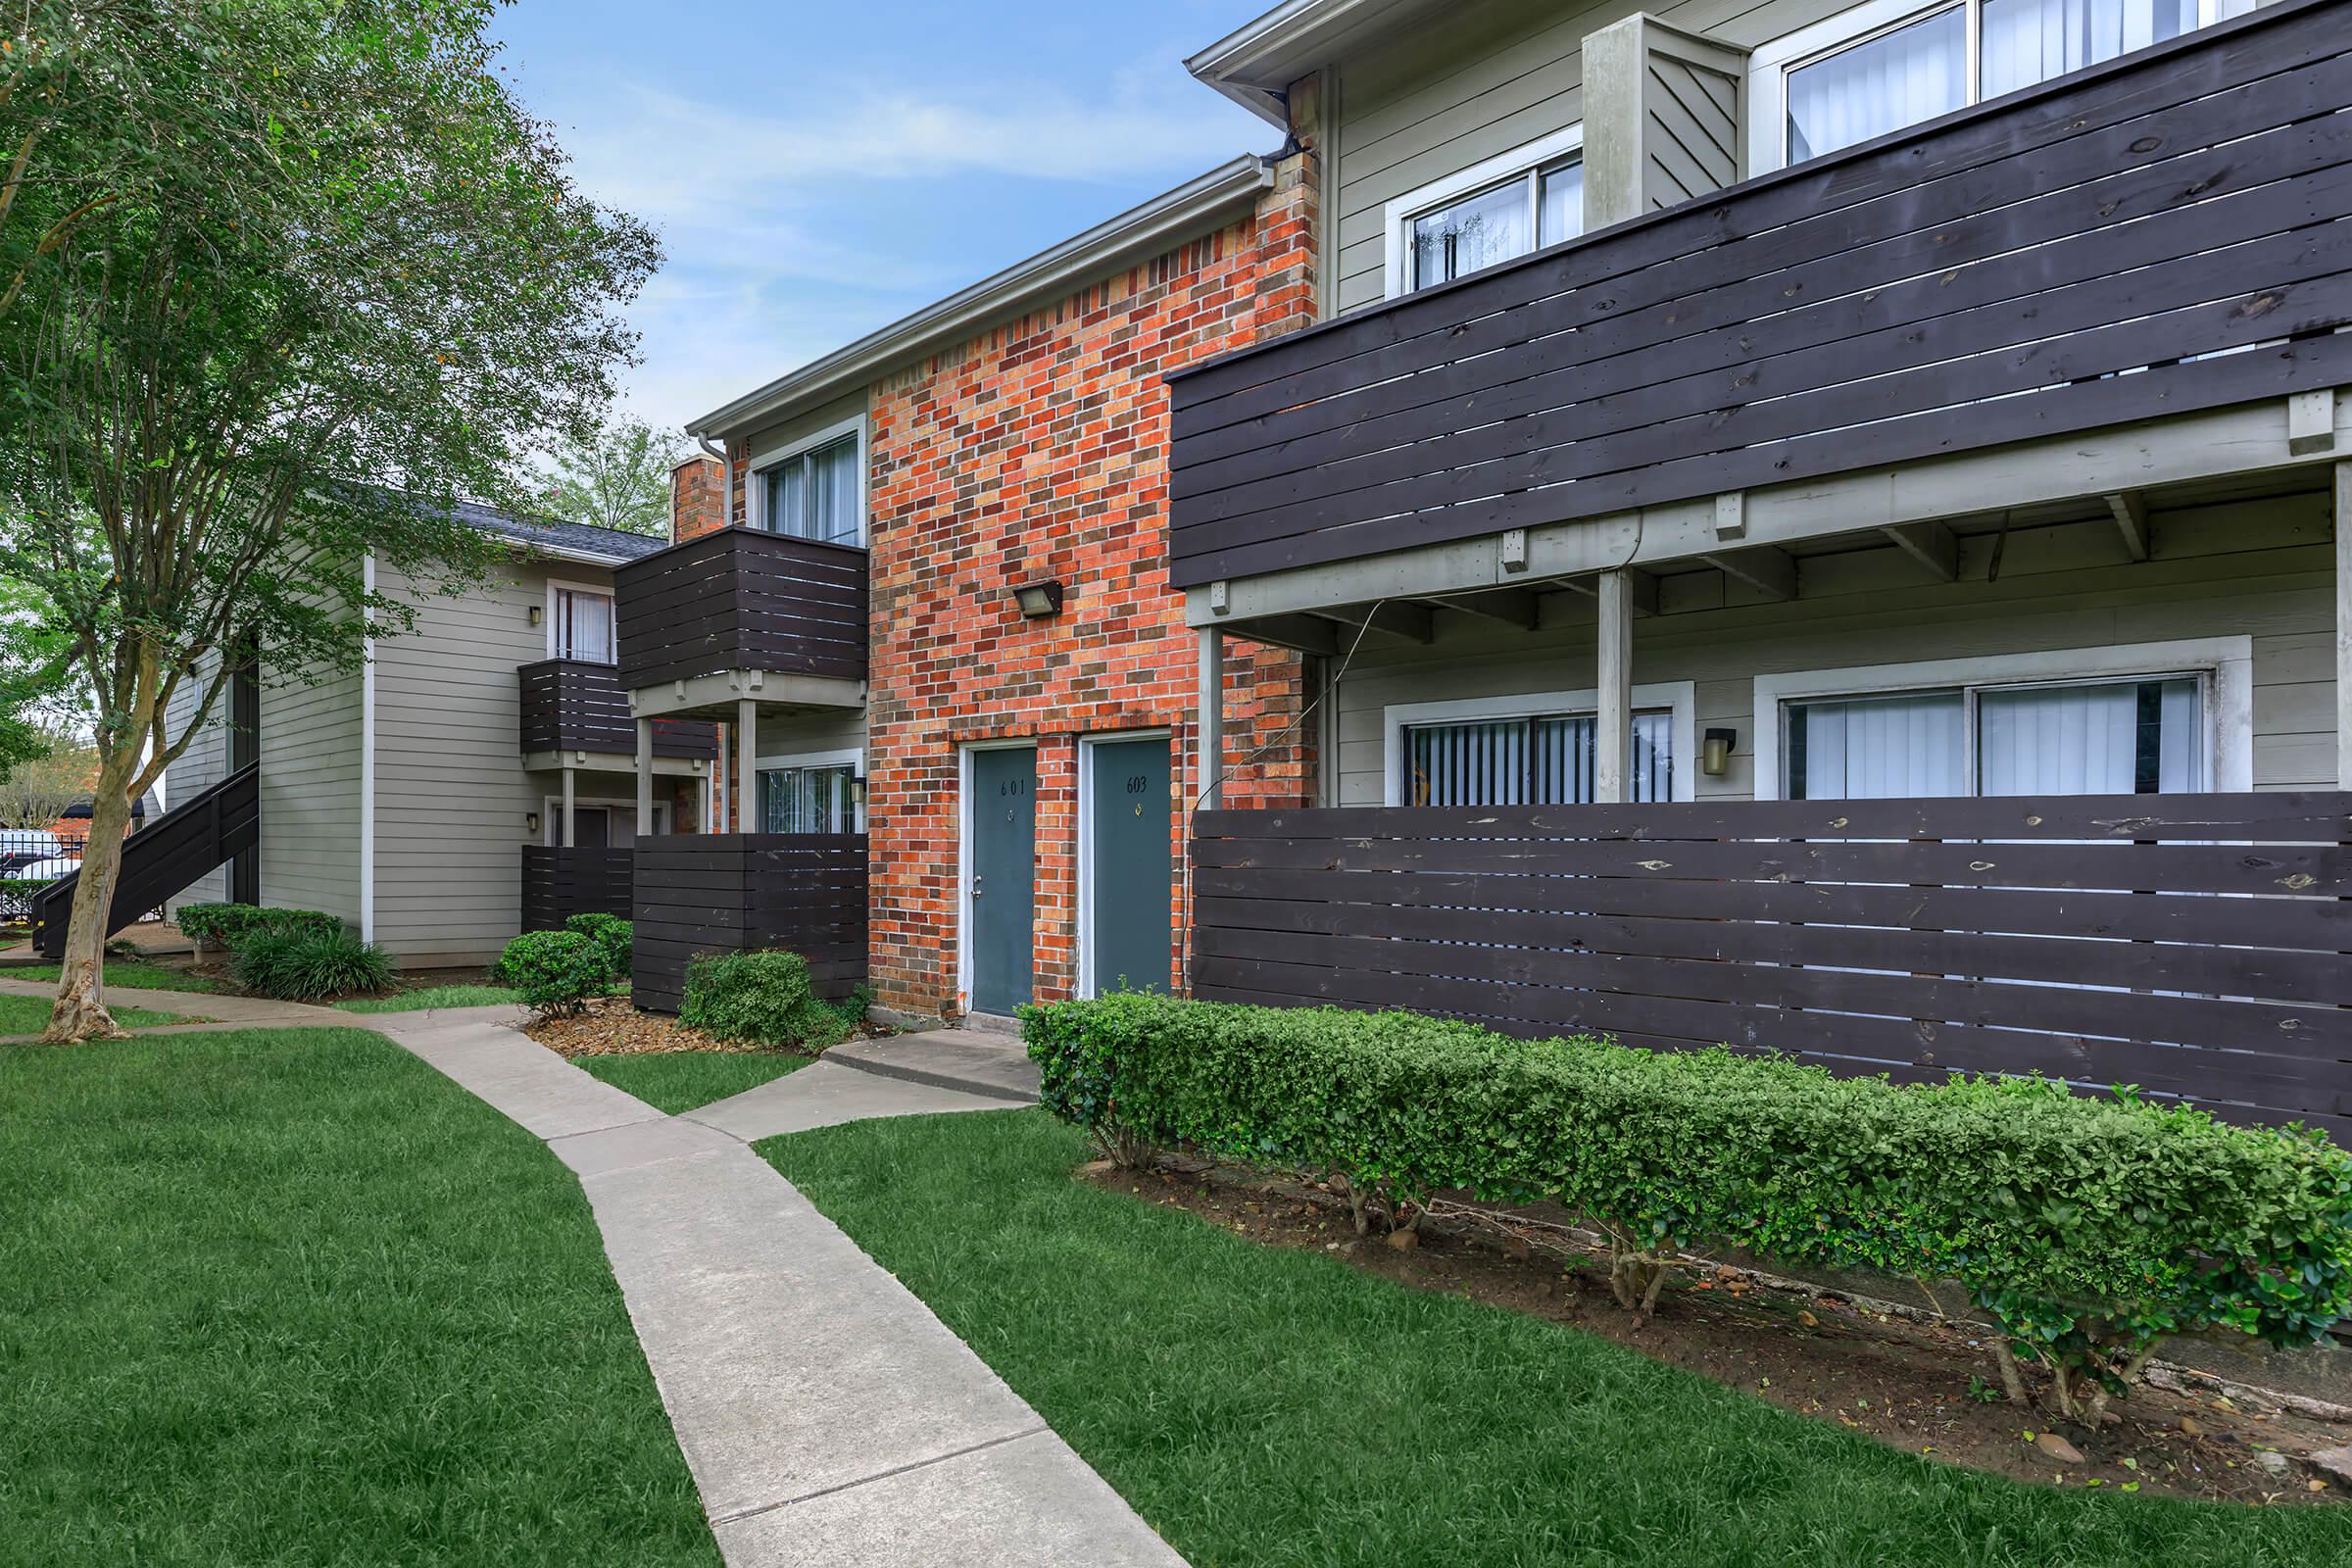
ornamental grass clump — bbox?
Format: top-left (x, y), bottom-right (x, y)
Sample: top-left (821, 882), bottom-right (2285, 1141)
top-left (1023, 993), bottom-right (2352, 1421)
top-left (232, 926), bottom-right (395, 1001)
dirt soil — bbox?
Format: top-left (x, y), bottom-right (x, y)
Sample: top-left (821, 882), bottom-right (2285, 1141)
top-left (1088, 1156), bottom-right (2351, 1506)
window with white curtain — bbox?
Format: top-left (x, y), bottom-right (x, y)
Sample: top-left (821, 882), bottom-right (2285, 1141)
top-left (1404, 710), bottom-right (1674, 806)
top-left (1758, 0), bottom-right (2255, 170)
top-left (755, 431), bottom-right (862, 546)
top-left (1407, 161), bottom-right (1585, 291)
top-left (553, 586), bottom-right (615, 663)
top-left (758, 763), bottom-right (858, 834)
top-left (1785, 675), bottom-right (2203, 798)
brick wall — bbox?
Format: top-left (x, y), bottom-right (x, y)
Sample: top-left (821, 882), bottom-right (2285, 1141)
top-left (670, 456), bottom-right (727, 543)
top-left (829, 137), bottom-right (1322, 1019)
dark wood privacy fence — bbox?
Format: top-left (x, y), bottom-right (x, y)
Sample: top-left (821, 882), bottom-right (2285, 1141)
top-left (1191, 794), bottom-right (2352, 1138)
top-left (614, 528), bottom-right (867, 691)
top-left (1165, 0), bottom-right (2352, 586)
top-left (631, 834), bottom-right (867, 1013)
top-left (33, 763), bottom-right (260, 959)
top-left (520, 846), bottom-right (633, 932)
top-left (517, 660), bottom-right (718, 759)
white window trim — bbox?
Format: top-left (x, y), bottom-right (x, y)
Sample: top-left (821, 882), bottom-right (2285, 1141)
top-left (1382, 123), bottom-right (1585, 300)
top-left (539, 794), bottom-right (667, 847)
top-left (1380, 683), bottom-right (1697, 805)
top-left (1750, 636), bottom-right (2254, 801)
top-left (544, 575), bottom-right (616, 662)
top-left (956, 737), bottom-right (1038, 1015)
top-left (1746, 0), bottom-right (2248, 176)
top-left (1076, 729), bottom-right (1173, 1000)
top-left (752, 746), bottom-right (868, 833)
top-left (745, 412), bottom-right (869, 547)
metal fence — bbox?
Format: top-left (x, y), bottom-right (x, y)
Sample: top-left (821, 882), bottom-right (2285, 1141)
top-left (0, 828), bottom-right (87, 922)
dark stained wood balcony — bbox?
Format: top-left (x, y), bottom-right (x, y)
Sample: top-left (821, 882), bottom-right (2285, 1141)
top-left (1165, 0), bottom-right (2352, 588)
top-left (517, 659), bottom-right (718, 759)
top-left (613, 527), bottom-right (868, 707)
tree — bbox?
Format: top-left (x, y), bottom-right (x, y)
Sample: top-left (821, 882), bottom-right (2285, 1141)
top-left (0, 576), bottom-right (77, 783)
top-left (543, 414), bottom-right (685, 536)
top-left (0, 727), bottom-right (93, 829)
top-left (0, 0), bottom-right (659, 1039)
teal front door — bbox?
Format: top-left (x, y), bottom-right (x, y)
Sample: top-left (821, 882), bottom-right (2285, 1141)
top-left (968, 746), bottom-right (1037, 1015)
top-left (1087, 736), bottom-right (1172, 995)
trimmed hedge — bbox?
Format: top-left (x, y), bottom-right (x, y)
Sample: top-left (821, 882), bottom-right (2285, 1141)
top-left (1023, 994), bottom-right (2352, 1414)
top-left (564, 912), bottom-right (631, 983)
top-left (681, 950), bottom-right (858, 1050)
top-left (176, 902), bottom-right (343, 949)
top-left (232, 926), bottom-right (395, 1001)
top-left (497, 930), bottom-right (609, 1016)
top-left (0, 877), bottom-right (48, 922)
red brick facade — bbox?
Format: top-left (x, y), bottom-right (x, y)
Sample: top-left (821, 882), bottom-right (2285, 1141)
top-left (670, 455), bottom-right (728, 543)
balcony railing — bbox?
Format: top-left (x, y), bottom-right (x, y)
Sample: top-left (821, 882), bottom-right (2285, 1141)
top-left (613, 527), bottom-right (868, 691)
top-left (520, 844), bottom-right (633, 932)
top-left (1165, 0), bottom-right (2352, 587)
top-left (518, 659), bottom-right (719, 759)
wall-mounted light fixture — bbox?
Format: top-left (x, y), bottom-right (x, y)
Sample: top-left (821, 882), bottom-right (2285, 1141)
top-left (1702, 727), bottom-right (1738, 778)
top-left (528, 605), bottom-right (544, 627)
top-left (525, 810), bottom-right (542, 835)
top-left (849, 775), bottom-right (869, 810)
top-left (1011, 579), bottom-right (1064, 618)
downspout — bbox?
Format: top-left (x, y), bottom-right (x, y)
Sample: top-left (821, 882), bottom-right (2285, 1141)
top-left (359, 552), bottom-right (376, 943)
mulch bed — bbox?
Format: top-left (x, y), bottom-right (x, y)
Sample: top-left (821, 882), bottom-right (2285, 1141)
top-left (1091, 1155), bottom-right (2352, 1506)
top-left (522, 995), bottom-right (754, 1057)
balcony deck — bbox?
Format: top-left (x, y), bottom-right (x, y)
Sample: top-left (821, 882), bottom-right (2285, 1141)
top-left (1165, 0), bottom-right (2352, 589)
top-left (613, 527), bottom-right (868, 714)
top-left (517, 659), bottom-right (718, 760)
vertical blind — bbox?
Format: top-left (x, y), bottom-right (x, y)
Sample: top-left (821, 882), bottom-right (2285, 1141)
top-left (759, 434), bottom-right (862, 546)
top-left (1788, 677), bottom-right (2201, 798)
top-left (1406, 710), bottom-right (1674, 806)
top-left (1786, 5), bottom-right (1966, 163)
top-left (760, 764), bottom-right (858, 834)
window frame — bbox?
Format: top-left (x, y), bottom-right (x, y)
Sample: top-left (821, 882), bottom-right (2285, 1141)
top-left (1750, 638), bottom-right (2253, 801)
top-left (1744, 0), bottom-right (2247, 176)
top-left (1381, 123), bottom-right (1586, 299)
top-left (543, 576), bottom-right (617, 664)
top-left (752, 745), bottom-right (866, 834)
top-left (1381, 683), bottom-right (1696, 806)
top-left (745, 413), bottom-right (868, 548)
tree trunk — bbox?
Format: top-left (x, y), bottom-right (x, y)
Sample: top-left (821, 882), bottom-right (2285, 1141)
top-left (40, 745), bottom-right (141, 1043)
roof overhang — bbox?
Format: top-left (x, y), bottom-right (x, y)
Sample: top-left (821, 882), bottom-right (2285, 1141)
top-left (690, 155), bottom-right (1275, 441)
top-left (1185, 0), bottom-right (1456, 126)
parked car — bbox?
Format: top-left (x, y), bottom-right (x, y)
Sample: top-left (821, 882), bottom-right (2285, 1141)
top-left (0, 831), bottom-right (67, 878)
top-left (13, 856), bottom-right (79, 882)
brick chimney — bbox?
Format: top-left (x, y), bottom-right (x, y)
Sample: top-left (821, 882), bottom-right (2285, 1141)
top-left (670, 454), bottom-right (727, 544)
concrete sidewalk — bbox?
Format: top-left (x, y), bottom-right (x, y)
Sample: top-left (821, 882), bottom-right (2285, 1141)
top-left (368, 1010), bottom-right (1184, 1568)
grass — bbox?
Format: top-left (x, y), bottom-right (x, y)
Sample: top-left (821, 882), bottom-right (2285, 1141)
top-left (0, 994), bottom-right (185, 1033)
top-left (9, 959), bottom-right (221, 993)
top-left (333, 983), bottom-right (521, 1013)
top-left (760, 1110), bottom-right (2352, 1568)
top-left (574, 1050), bottom-right (810, 1114)
top-left (0, 1027), bottom-right (716, 1565)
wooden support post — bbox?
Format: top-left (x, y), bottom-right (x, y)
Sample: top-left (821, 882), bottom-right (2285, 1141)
top-left (635, 718), bottom-right (655, 837)
top-left (2337, 461), bottom-right (2352, 790)
top-left (737, 698), bottom-right (759, 835)
top-left (1198, 627), bottom-right (1225, 810)
top-left (1596, 569), bottom-right (1634, 804)
top-left (562, 765), bottom-right (576, 849)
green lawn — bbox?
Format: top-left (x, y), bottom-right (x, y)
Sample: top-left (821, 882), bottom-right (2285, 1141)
top-left (575, 1050), bottom-right (809, 1114)
top-left (0, 994), bottom-right (185, 1033)
top-left (760, 1110), bottom-right (2352, 1568)
top-left (333, 983), bottom-right (521, 1013)
top-left (0, 1028), bottom-right (716, 1565)
top-left (10, 959), bottom-right (221, 993)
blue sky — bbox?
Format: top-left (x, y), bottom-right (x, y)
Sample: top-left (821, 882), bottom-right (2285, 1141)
top-left (490, 0), bottom-right (1274, 439)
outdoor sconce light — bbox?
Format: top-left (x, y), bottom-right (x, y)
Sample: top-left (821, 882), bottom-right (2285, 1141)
top-left (525, 811), bottom-right (542, 835)
top-left (850, 775), bottom-right (868, 809)
top-left (1011, 579), bottom-right (1064, 618)
top-left (527, 605), bottom-right (544, 626)
top-left (1702, 727), bottom-right (1738, 778)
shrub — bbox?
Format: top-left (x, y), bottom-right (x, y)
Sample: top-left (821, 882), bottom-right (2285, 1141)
top-left (681, 950), bottom-right (858, 1050)
top-left (232, 926), bottom-right (395, 1001)
top-left (496, 930), bottom-right (610, 1016)
top-left (563, 912), bottom-right (631, 982)
top-left (0, 878), bottom-right (47, 922)
top-left (176, 902), bottom-right (343, 951)
top-left (1023, 994), bottom-right (2352, 1421)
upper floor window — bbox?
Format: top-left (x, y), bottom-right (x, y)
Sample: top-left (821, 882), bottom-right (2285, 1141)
top-left (1384, 125), bottom-right (1584, 297)
top-left (549, 583), bottom-right (615, 663)
top-left (1751, 0), bottom-right (2255, 172)
top-left (749, 416), bottom-right (864, 547)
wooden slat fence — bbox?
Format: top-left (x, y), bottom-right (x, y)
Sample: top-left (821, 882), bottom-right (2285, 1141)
top-left (614, 527), bottom-right (867, 690)
top-left (1165, 0), bottom-right (2352, 586)
top-left (518, 660), bottom-right (718, 759)
top-left (520, 846), bottom-right (633, 932)
top-left (1191, 794), bottom-right (2352, 1138)
top-left (631, 833), bottom-right (867, 1014)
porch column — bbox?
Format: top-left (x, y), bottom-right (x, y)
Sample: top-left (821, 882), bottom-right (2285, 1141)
top-left (737, 698), bottom-right (759, 834)
top-left (561, 764), bottom-right (576, 848)
top-left (2337, 460), bottom-right (2352, 789)
top-left (1595, 568), bottom-right (1635, 804)
top-left (635, 717), bottom-right (654, 837)
top-left (1198, 627), bottom-right (1224, 810)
